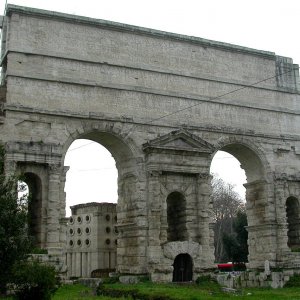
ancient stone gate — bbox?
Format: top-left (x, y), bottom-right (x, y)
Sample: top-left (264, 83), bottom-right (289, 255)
top-left (1, 5), bottom-right (300, 282)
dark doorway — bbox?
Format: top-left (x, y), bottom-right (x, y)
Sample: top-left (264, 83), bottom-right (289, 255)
top-left (172, 254), bottom-right (193, 282)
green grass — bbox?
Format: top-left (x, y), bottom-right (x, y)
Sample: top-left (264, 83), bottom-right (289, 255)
top-left (98, 281), bottom-right (225, 299)
top-left (3, 283), bottom-right (300, 299)
top-left (97, 282), bottom-right (300, 300)
top-left (52, 284), bottom-right (122, 300)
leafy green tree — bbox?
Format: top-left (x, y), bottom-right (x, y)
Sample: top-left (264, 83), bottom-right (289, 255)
top-left (0, 145), bottom-right (32, 293)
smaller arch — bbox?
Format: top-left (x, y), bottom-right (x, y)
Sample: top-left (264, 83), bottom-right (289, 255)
top-left (167, 192), bottom-right (187, 242)
top-left (172, 254), bottom-right (193, 282)
top-left (286, 196), bottom-right (300, 249)
top-left (21, 172), bottom-right (43, 247)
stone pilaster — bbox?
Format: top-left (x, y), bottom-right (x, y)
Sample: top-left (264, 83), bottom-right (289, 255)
top-left (47, 163), bottom-right (62, 250)
top-left (196, 173), bottom-right (215, 269)
top-left (245, 180), bottom-right (279, 269)
top-left (4, 159), bottom-right (17, 177)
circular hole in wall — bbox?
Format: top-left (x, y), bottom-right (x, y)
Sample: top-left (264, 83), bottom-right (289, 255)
top-left (114, 216), bottom-right (117, 222)
top-left (69, 217), bottom-right (74, 224)
top-left (114, 227), bottom-right (118, 234)
top-left (85, 215), bottom-right (91, 222)
top-left (105, 238), bottom-right (111, 245)
top-left (77, 239), bottom-right (82, 246)
top-left (69, 240), bottom-right (74, 247)
top-left (115, 239), bottom-right (117, 245)
top-left (85, 227), bottom-right (91, 234)
top-left (77, 228), bottom-right (82, 235)
top-left (105, 214), bottom-right (110, 221)
top-left (77, 216), bottom-right (82, 223)
top-left (69, 228), bottom-right (74, 235)
top-left (106, 227), bottom-right (111, 234)
top-left (85, 239), bottom-right (90, 246)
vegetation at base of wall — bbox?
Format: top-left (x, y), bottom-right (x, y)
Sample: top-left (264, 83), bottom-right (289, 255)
top-left (96, 281), bottom-right (225, 300)
top-left (195, 274), bottom-right (219, 290)
top-left (30, 247), bottom-right (48, 254)
top-left (291, 247), bottom-right (300, 252)
top-left (101, 276), bottom-right (120, 284)
top-left (284, 274), bottom-right (300, 287)
top-left (12, 260), bottom-right (59, 300)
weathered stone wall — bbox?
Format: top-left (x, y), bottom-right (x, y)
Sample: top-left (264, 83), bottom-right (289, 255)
top-left (0, 5), bottom-right (300, 281)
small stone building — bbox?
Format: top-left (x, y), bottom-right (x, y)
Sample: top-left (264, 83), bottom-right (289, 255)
top-left (66, 202), bottom-right (117, 278)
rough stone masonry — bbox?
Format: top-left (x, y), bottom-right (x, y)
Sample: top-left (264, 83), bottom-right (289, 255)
top-left (0, 5), bottom-right (300, 282)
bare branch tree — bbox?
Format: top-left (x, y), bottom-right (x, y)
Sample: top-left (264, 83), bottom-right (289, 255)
top-left (211, 175), bottom-right (245, 262)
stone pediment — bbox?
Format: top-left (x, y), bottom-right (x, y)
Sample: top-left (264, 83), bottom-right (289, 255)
top-left (143, 129), bottom-right (214, 154)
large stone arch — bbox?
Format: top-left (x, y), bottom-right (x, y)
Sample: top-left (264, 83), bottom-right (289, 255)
top-left (211, 136), bottom-right (277, 268)
top-left (61, 123), bottom-right (148, 274)
top-left (62, 121), bottom-right (143, 166)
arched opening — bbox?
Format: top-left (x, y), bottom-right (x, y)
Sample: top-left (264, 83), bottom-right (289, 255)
top-left (210, 142), bottom-right (267, 265)
top-left (286, 196), bottom-right (300, 249)
top-left (172, 254), bottom-right (193, 282)
top-left (64, 138), bottom-right (118, 216)
top-left (167, 192), bottom-right (187, 242)
top-left (19, 173), bottom-right (43, 247)
top-left (210, 151), bottom-right (247, 263)
top-left (63, 130), bottom-right (141, 277)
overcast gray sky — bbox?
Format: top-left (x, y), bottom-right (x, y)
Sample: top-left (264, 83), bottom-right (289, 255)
top-left (1, 0), bottom-right (299, 215)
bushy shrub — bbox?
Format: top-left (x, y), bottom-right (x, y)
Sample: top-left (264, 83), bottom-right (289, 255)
top-left (12, 260), bottom-right (59, 300)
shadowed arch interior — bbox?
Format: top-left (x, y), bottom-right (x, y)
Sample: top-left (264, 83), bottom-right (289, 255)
top-left (172, 254), bottom-right (193, 282)
top-left (167, 192), bottom-right (187, 242)
top-left (286, 196), bottom-right (300, 249)
top-left (23, 172), bottom-right (43, 247)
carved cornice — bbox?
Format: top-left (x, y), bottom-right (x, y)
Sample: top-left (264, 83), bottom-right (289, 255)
top-left (5, 141), bottom-right (62, 156)
top-left (273, 172), bottom-right (300, 182)
top-left (4, 141), bottom-right (62, 165)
